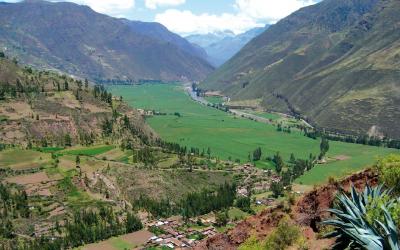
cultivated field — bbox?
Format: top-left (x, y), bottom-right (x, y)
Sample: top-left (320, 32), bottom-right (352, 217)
top-left (0, 149), bottom-right (51, 170)
top-left (109, 84), bottom-right (399, 185)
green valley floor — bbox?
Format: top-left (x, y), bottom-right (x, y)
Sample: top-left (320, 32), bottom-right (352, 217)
top-left (108, 84), bottom-right (398, 185)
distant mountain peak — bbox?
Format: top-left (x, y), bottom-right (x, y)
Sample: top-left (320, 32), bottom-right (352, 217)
top-left (187, 25), bottom-right (269, 66)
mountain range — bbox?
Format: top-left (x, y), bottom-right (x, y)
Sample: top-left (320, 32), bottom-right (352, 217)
top-left (202, 0), bottom-right (400, 138)
top-left (187, 27), bottom-right (269, 66)
top-left (0, 0), bottom-right (214, 82)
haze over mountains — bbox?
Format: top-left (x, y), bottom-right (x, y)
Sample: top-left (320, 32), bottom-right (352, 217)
top-left (203, 0), bottom-right (400, 138)
top-left (0, 0), bottom-right (214, 82)
top-left (186, 26), bottom-right (269, 66)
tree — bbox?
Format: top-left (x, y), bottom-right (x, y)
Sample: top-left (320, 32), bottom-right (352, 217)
top-left (0, 51), bottom-right (5, 58)
top-left (215, 210), bottom-right (229, 227)
top-left (273, 152), bottom-right (284, 174)
top-left (125, 212), bottom-right (143, 233)
top-left (271, 181), bottom-right (284, 198)
top-left (253, 147), bottom-right (262, 161)
top-left (84, 78), bottom-right (89, 91)
top-left (236, 196), bottom-right (252, 213)
top-left (207, 147), bottom-right (211, 159)
top-left (64, 80), bottom-right (69, 90)
top-left (64, 134), bottom-right (72, 147)
top-left (319, 137), bottom-right (329, 159)
top-left (290, 153), bottom-right (296, 163)
top-left (75, 155), bottom-right (80, 166)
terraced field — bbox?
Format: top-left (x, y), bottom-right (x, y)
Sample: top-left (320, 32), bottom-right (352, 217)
top-left (109, 84), bottom-right (399, 185)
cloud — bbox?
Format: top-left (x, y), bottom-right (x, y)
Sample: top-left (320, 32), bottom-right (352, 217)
top-left (156, 0), bottom-right (319, 35)
top-left (155, 9), bottom-right (261, 35)
top-left (145, 0), bottom-right (185, 9)
top-left (234, 0), bottom-right (317, 23)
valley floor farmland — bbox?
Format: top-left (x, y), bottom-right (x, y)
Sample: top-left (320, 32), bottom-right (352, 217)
top-left (108, 84), bottom-right (398, 185)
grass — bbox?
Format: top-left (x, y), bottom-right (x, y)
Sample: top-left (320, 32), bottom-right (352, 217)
top-left (249, 111), bottom-right (281, 121)
top-left (37, 147), bottom-right (64, 153)
top-left (110, 237), bottom-right (134, 250)
top-left (228, 207), bottom-right (249, 221)
top-left (61, 145), bottom-right (115, 156)
top-left (205, 96), bottom-right (224, 104)
top-left (0, 148), bottom-right (51, 169)
top-left (108, 84), bottom-right (399, 185)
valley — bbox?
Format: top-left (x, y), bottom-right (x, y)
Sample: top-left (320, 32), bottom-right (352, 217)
top-left (1, 0), bottom-right (400, 249)
top-left (108, 83), bottom-right (398, 185)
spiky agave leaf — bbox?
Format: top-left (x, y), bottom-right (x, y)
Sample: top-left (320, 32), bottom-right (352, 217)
top-left (322, 184), bottom-right (399, 250)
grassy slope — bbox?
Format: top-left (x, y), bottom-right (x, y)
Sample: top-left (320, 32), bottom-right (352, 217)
top-left (201, 0), bottom-right (400, 138)
top-left (109, 84), bottom-right (398, 184)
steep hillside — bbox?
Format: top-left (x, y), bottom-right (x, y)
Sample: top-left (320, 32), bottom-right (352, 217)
top-left (122, 20), bottom-right (208, 61)
top-left (0, 0), bottom-right (214, 82)
top-left (189, 26), bottom-right (269, 66)
top-left (202, 0), bottom-right (400, 138)
top-left (0, 55), bottom-right (155, 147)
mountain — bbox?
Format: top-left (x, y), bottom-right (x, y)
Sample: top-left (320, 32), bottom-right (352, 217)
top-left (187, 28), bottom-right (268, 66)
top-left (186, 30), bottom-right (235, 48)
top-left (202, 0), bottom-right (400, 138)
top-left (121, 20), bottom-right (208, 61)
top-left (206, 26), bottom-right (269, 66)
top-left (0, 54), bottom-right (155, 146)
top-left (0, 0), bottom-right (214, 82)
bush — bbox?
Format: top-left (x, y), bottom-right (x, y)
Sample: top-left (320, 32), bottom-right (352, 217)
top-left (264, 216), bottom-right (302, 250)
top-left (236, 196), bottom-right (251, 211)
top-left (375, 154), bottom-right (400, 193)
top-left (365, 194), bottom-right (400, 231)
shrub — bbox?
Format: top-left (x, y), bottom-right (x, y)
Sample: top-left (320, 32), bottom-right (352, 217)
top-left (264, 216), bottom-right (301, 250)
top-left (375, 154), bottom-right (400, 194)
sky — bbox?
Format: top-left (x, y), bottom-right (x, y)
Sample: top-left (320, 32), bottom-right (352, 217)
top-left (4, 0), bottom-right (320, 35)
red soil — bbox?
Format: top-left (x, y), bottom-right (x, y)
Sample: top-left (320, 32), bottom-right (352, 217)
top-left (196, 169), bottom-right (378, 250)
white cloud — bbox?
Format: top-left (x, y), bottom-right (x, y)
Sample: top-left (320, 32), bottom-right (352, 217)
top-left (156, 0), bottom-right (318, 35)
top-left (155, 9), bottom-right (261, 35)
top-left (234, 0), bottom-right (317, 23)
top-left (145, 0), bottom-right (185, 9)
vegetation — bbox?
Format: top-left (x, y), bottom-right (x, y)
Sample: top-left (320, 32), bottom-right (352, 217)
top-left (238, 216), bottom-right (304, 250)
top-left (201, 0), bottom-right (400, 139)
top-left (323, 184), bottom-right (399, 250)
top-left (134, 183), bottom-right (236, 219)
top-left (108, 84), bottom-right (398, 185)
top-left (374, 154), bottom-right (400, 194)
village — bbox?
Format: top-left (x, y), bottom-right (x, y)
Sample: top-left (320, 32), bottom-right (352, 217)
top-left (137, 164), bottom-right (283, 249)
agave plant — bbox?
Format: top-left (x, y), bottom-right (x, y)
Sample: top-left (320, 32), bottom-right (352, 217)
top-left (322, 184), bottom-right (399, 250)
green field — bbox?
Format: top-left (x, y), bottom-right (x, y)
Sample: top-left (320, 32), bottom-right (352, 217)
top-left (0, 149), bottom-right (51, 169)
top-left (205, 96), bottom-right (224, 104)
top-left (108, 84), bottom-right (398, 185)
top-left (61, 145), bottom-right (115, 156)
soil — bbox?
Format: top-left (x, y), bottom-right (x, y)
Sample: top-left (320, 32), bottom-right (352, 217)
top-left (196, 169), bottom-right (378, 250)
top-left (5, 172), bottom-right (50, 185)
top-left (83, 241), bottom-right (115, 250)
top-left (121, 230), bottom-right (154, 246)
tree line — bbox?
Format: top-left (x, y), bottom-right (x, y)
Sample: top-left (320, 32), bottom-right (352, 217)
top-left (133, 183), bottom-right (237, 220)
top-left (0, 205), bottom-right (143, 250)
